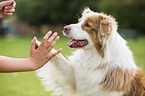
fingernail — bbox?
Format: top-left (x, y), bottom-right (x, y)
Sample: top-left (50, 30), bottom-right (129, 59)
top-left (5, 7), bottom-right (8, 9)
top-left (59, 48), bottom-right (63, 52)
top-left (54, 32), bottom-right (58, 35)
top-left (56, 36), bottom-right (60, 39)
top-left (48, 31), bottom-right (52, 34)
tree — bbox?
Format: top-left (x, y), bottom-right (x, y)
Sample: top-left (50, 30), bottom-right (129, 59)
top-left (15, 0), bottom-right (89, 35)
top-left (15, 0), bottom-right (101, 25)
top-left (16, 0), bottom-right (80, 25)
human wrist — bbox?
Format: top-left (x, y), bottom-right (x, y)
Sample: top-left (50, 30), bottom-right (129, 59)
top-left (27, 58), bottom-right (38, 71)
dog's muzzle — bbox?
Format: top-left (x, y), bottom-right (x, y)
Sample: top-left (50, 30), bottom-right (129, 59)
top-left (64, 26), bottom-right (71, 35)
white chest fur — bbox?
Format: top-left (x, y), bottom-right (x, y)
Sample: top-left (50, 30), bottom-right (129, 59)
top-left (68, 49), bottom-right (123, 96)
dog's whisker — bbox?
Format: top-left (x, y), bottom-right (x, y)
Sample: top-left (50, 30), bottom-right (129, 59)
top-left (75, 13), bottom-right (80, 19)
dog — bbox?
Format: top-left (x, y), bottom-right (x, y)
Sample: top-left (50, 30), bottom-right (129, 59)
top-left (36, 8), bottom-right (145, 96)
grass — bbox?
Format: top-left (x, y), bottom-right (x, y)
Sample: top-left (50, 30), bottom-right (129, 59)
top-left (127, 37), bottom-right (145, 71)
top-left (0, 36), bottom-right (145, 96)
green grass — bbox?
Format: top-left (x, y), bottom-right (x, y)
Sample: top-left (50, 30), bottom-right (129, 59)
top-left (0, 36), bottom-right (73, 96)
top-left (127, 37), bottom-right (145, 71)
top-left (0, 36), bottom-right (145, 96)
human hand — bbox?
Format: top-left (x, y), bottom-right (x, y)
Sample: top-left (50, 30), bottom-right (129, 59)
top-left (0, 0), bottom-right (16, 18)
top-left (29, 31), bottom-right (62, 70)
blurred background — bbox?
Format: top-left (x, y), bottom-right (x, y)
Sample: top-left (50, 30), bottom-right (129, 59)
top-left (0, 0), bottom-right (145, 96)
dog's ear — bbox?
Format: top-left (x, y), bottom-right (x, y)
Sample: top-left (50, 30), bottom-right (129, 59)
top-left (97, 14), bottom-right (112, 57)
top-left (82, 8), bottom-right (93, 16)
top-left (98, 14), bottom-right (111, 36)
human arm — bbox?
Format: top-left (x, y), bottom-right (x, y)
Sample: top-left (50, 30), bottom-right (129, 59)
top-left (0, 0), bottom-right (16, 18)
top-left (0, 31), bottom-right (62, 72)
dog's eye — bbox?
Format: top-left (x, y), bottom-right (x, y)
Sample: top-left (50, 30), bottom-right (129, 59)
top-left (84, 23), bottom-right (91, 27)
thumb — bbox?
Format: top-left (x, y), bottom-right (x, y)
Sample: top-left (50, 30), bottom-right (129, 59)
top-left (0, 1), bottom-right (13, 10)
top-left (30, 37), bottom-right (36, 52)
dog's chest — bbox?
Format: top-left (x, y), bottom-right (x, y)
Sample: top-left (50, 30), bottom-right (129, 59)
top-left (73, 62), bottom-right (106, 95)
top-left (74, 65), bottom-right (123, 96)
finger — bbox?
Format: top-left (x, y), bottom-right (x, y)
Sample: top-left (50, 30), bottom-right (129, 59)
top-left (0, 1), bottom-right (13, 10)
top-left (4, 0), bottom-right (16, 9)
top-left (4, 3), bottom-right (16, 10)
top-left (3, 12), bottom-right (12, 16)
top-left (45, 32), bottom-right (58, 48)
top-left (4, 9), bottom-right (15, 13)
top-left (39, 31), bottom-right (52, 48)
top-left (48, 48), bottom-right (62, 59)
top-left (48, 32), bottom-right (58, 42)
top-left (11, 0), bottom-right (16, 8)
top-left (5, 6), bottom-right (13, 10)
top-left (47, 36), bottom-right (60, 52)
top-left (30, 37), bottom-right (36, 52)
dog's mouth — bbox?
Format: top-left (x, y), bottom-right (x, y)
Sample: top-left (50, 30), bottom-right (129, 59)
top-left (67, 39), bottom-right (88, 48)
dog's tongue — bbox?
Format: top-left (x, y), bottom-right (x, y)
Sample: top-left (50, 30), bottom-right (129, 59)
top-left (67, 39), bottom-right (88, 48)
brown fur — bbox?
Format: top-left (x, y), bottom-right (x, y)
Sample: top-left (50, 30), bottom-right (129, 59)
top-left (100, 67), bottom-right (145, 96)
top-left (81, 15), bottom-right (102, 56)
top-left (97, 14), bottom-right (112, 57)
top-left (100, 67), bottom-right (135, 93)
top-left (80, 9), bottom-right (145, 96)
top-left (81, 14), bottom-right (112, 57)
top-left (124, 69), bottom-right (145, 96)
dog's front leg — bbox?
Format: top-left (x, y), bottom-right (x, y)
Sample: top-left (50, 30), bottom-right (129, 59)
top-left (50, 48), bottom-right (73, 72)
top-left (35, 40), bottom-right (73, 75)
top-left (35, 40), bottom-right (76, 95)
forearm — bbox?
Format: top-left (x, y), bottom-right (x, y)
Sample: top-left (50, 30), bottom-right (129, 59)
top-left (0, 56), bottom-right (35, 72)
top-left (0, 32), bottom-right (62, 72)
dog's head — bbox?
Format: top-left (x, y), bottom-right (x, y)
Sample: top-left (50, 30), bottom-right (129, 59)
top-left (63, 8), bottom-right (118, 57)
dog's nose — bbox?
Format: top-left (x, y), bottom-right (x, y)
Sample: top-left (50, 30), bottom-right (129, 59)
top-left (64, 26), bottom-right (71, 35)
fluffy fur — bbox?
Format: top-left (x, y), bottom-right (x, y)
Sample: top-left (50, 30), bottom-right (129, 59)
top-left (36, 8), bottom-right (145, 96)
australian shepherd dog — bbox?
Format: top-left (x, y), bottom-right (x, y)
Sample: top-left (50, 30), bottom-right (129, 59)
top-left (36, 8), bottom-right (145, 96)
